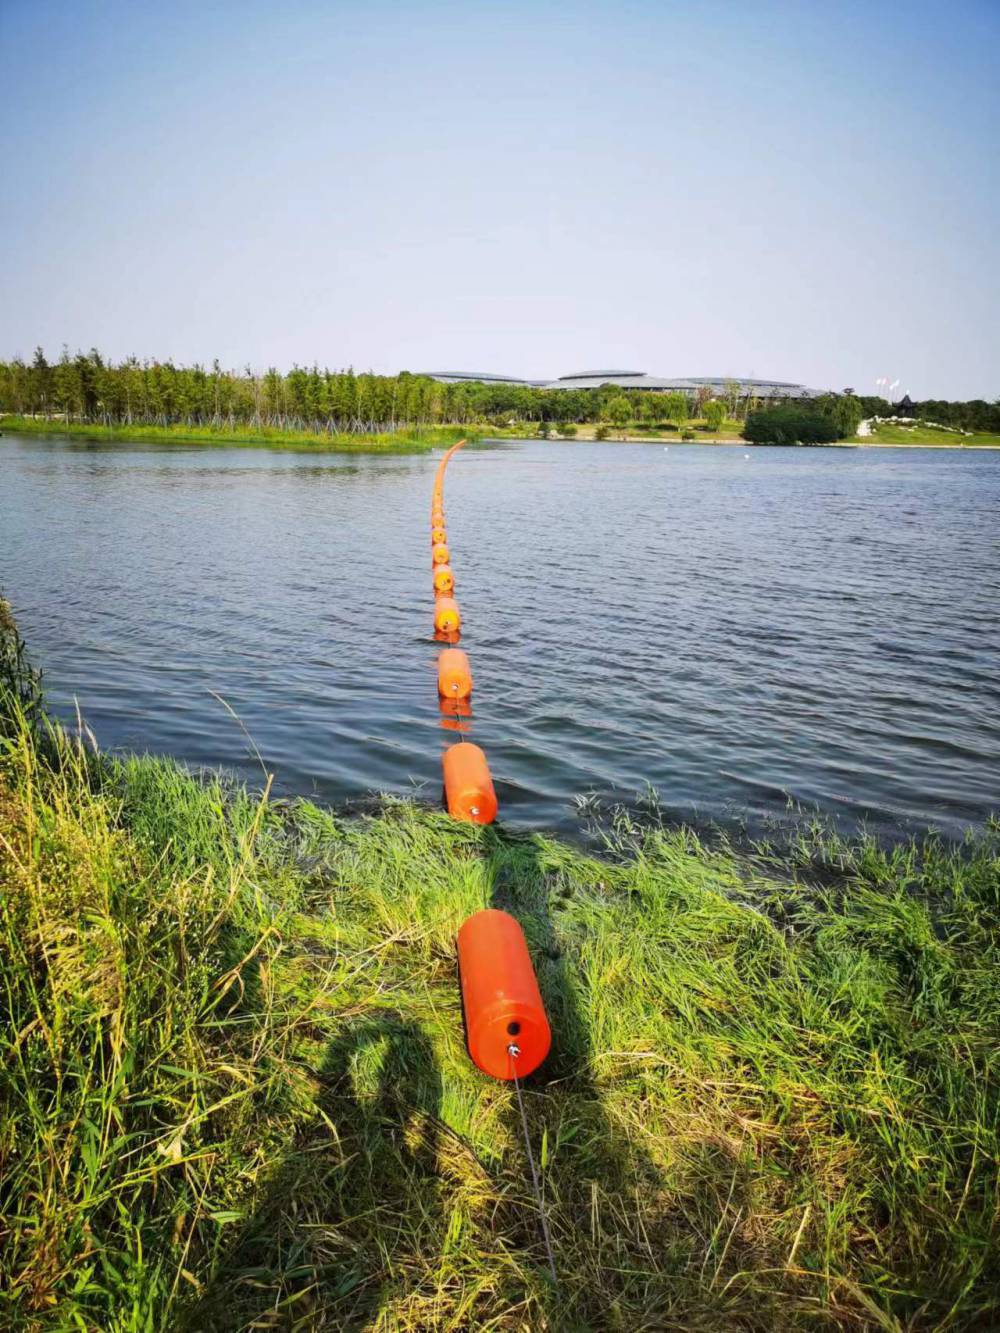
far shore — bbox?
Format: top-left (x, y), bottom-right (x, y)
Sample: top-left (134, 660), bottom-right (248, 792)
top-left (491, 422), bottom-right (1000, 449)
top-left (0, 415), bottom-right (469, 453)
top-left (3, 414), bottom-right (998, 452)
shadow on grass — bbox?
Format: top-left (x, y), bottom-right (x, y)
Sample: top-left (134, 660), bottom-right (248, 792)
top-left (486, 835), bottom-right (676, 1328)
top-left (485, 831), bottom-right (787, 1330)
top-left (190, 821), bottom-right (774, 1330)
top-left (189, 1013), bottom-right (442, 1331)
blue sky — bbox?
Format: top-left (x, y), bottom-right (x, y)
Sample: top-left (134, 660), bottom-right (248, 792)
top-left (2, 0), bottom-right (997, 398)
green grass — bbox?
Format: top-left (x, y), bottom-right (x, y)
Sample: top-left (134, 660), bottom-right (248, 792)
top-left (2, 607), bottom-right (999, 1330)
top-left (491, 419), bottom-right (745, 442)
top-left (0, 416), bottom-right (473, 453)
top-left (850, 423), bottom-right (1000, 448)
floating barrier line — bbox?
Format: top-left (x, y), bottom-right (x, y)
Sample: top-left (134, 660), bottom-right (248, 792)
top-left (429, 439), bottom-right (498, 824)
top-left (427, 445), bottom-right (557, 1282)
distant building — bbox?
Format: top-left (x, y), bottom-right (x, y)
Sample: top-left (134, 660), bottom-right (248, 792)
top-left (893, 394), bottom-right (917, 415)
top-left (419, 369), bottom-right (826, 401)
top-left (417, 370), bottom-right (549, 387)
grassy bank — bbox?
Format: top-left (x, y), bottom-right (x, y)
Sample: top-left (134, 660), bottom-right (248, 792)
top-left (491, 419), bottom-right (745, 443)
top-left (2, 611), bottom-right (999, 1330)
top-left (850, 422), bottom-right (1000, 448)
top-left (0, 416), bottom-right (473, 452)
top-left (489, 421), bottom-right (1000, 448)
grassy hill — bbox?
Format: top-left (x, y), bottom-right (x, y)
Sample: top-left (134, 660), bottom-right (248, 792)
top-left (2, 604), bottom-right (998, 1330)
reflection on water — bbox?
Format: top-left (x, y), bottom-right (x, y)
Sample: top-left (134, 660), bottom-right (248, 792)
top-left (2, 433), bottom-right (998, 840)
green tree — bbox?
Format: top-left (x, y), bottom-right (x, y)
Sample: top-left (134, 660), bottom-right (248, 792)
top-left (661, 392), bottom-right (688, 428)
top-left (53, 347), bottom-right (81, 419)
top-left (703, 399), bottom-right (726, 432)
top-left (29, 347), bottom-right (52, 415)
top-left (742, 408), bottom-right (839, 445)
top-left (604, 395), bottom-right (631, 437)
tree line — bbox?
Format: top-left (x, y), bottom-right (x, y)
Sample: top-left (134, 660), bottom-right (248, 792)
top-left (0, 348), bottom-right (740, 431)
top-left (1, 348), bottom-right (996, 434)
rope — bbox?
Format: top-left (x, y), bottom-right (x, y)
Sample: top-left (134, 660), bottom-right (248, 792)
top-left (509, 1044), bottom-right (558, 1285)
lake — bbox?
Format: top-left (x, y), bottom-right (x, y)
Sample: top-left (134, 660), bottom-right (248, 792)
top-left (2, 433), bottom-right (997, 840)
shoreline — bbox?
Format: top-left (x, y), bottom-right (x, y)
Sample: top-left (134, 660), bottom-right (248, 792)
top-left (4, 415), bottom-right (998, 452)
top-left (0, 415), bottom-right (470, 453)
top-left (494, 428), bottom-right (1000, 450)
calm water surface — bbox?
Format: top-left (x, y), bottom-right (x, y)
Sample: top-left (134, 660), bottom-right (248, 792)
top-left (2, 434), bottom-right (997, 839)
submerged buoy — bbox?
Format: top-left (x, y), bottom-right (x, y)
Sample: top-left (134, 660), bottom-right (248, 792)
top-left (442, 741), bottom-right (496, 823)
top-left (434, 596), bottom-right (461, 635)
top-left (457, 909), bottom-right (551, 1080)
top-left (438, 647), bottom-right (473, 699)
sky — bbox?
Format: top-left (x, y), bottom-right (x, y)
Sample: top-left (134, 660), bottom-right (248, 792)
top-left (1, 0), bottom-right (998, 400)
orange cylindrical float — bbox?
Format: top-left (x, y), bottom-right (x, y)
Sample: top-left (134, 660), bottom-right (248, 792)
top-left (433, 564), bottom-right (455, 594)
top-left (438, 647), bottom-right (473, 699)
top-left (433, 596), bottom-right (461, 635)
top-left (457, 909), bottom-right (550, 1080)
top-left (431, 541), bottom-right (450, 566)
top-left (431, 525), bottom-right (447, 545)
top-left (442, 741), bottom-right (497, 824)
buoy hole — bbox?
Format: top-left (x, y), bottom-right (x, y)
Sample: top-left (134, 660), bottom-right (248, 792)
top-left (506, 1021), bottom-right (521, 1036)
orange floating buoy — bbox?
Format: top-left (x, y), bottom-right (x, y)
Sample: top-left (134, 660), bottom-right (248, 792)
top-left (431, 525), bottom-right (447, 545)
top-left (442, 741), bottom-right (497, 824)
top-left (433, 564), bottom-right (455, 594)
top-left (431, 541), bottom-right (450, 566)
top-left (457, 909), bottom-right (550, 1080)
top-left (438, 647), bottom-right (473, 699)
top-left (434, 596), bottom-right (461, 635)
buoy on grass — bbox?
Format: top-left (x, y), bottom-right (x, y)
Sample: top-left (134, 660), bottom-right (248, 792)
top-left (457, 909), bottom-right (550, 1079)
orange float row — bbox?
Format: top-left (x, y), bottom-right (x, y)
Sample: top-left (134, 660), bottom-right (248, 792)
top-left (431, 439), bottom-right (497, 826)
top-left (429, 441), bottom-right (549, 1085)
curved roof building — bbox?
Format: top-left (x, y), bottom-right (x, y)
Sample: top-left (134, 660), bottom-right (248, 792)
top-left (418, 370), bottom-right (548, 386)
top-left (548, 371), bottom-right (824, 397)
top-left (420, 369), bottom-right (826, 398)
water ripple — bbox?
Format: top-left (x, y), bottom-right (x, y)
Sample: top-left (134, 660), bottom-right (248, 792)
top-left (2, 433), bottom-right (998, 840)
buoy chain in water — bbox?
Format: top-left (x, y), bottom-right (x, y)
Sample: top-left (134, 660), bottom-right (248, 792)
top-left (428, 439), bottom-right (498, 827)
top-left (433, 456), bottom-right (555, 1276)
